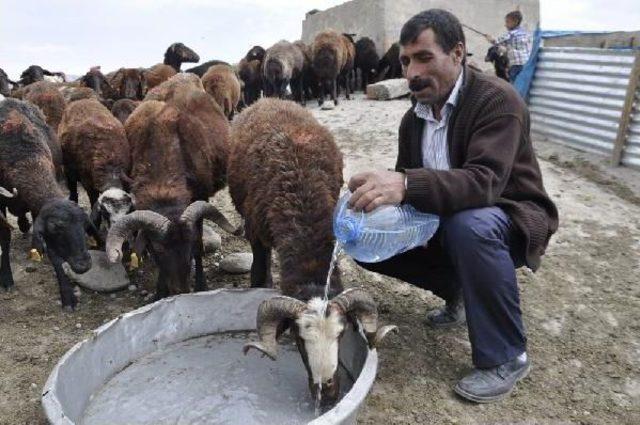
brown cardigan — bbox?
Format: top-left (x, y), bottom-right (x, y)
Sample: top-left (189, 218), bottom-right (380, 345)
top-left (398, 66), bottom-right (558, 271)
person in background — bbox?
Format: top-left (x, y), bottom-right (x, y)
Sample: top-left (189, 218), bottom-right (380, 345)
top-left (486, 10), bottom-right (532, 82)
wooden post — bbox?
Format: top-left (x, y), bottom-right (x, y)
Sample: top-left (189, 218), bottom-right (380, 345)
top-left (611, 51), bottom-right (640, 166)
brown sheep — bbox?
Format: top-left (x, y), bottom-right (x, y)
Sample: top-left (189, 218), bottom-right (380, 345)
top-left (63, 86), bottom-right (100, 103)
top-left (202, 64), bottom-right (241, 119)
top-left (107, 73), bottom-right (235, 298)
top-left (0, 99), bottom-right (94, 309)
top-left (294, 40), bottom-right (317, 101)
top-left (17, 81), bottom-right (66, 133)
top-left (230, 98), bottom-right (395, 404)
top-left (262, 40), bottom-right (305, 104)
top-left (311, 30), bottom-right (345, 106)
top-left (106, 68), bottom-right (147, 100)
top-left (111, 98), bottom-right (140, 125)
top-left (58, 98), bottom-right (133, 231)
top-left (238, 58), bottom-right (262, 107)
top-left (143, 64), bottom-right (177, 90)
top-left (8, 81), bottom-right (64, 184)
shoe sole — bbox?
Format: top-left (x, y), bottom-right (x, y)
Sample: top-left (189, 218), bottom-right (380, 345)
top-left (453, 363), bottom-right (531, 404)
top-left (425, 319), bottom-right (466, 329)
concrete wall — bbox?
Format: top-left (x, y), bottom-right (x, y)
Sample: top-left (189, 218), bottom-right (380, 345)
top-left (301, 0), bottom-right (386, 53)
top-left (302, 0), bottom-right (540, 71)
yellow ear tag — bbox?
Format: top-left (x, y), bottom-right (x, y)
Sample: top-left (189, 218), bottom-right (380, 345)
top-left (87, 236), bottom-right (98, 248)
top-left (129, 253), bottom-right (140, 270)
top-left (29, 249), bottom-right (42, 262)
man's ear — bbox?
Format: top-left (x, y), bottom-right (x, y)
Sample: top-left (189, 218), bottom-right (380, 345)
top-left (452, 42), bottom-right (465, 65)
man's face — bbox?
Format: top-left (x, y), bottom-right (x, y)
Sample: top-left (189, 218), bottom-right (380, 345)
top-left (505, 17), bottom-right (518, 30)
top-left (399, 29), bottom-right (463, 105)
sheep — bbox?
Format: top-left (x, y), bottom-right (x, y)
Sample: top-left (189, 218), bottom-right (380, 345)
top-left (17, 81), bottom-right (66, 133)
top-left (18, 65), bottom-right (66, 86)
top-left (354, 37), bottom-right (380, 91)
top-left (311, 30), bottom-right (353, 106)
top-left (78, 66), bottom-right (117, 100)
top-left (0, 99), bottom-right (95, 309)
top-left (202, 64), bottom-right (241, 119)
top-left (245, 45), bottom-right (266, 63)
top-left (228, 98), bottom-right (395, 403)
top-left (111, 98), bottom-right (140, 125)
top-left (0, 68), bottom-right (18, 97)
top-left (377, 42), bottom-right (403, 81)
top-left (161, 42), bottom-right (200, 72)
top-left (57, 98), bottom-right (133, 233)
top-left (185, 60), bottom-right (230, 77)
top-left (485, 45), bottom-right (510, 82)
top-left (238, 58), bottom-right (263, 107)
top-left (63, 86), bottom-right (101, 104)
top-left (294, 40), bottom-right (318, 102)
top-left (6, 81), bottom-right (65, 184)
top-left (262, 40), bottom-right (305, 104)
top-left (339, 33), bottom-right (357, 97)
top-left (107, 74), bottom-right (236, 298)
top-left (106, 68), bottom-right (147, 100)
top-left (143, 64), bottom-right (177, 91)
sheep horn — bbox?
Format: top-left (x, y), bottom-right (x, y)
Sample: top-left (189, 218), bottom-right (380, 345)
top-left (243, 296), bottom-right (307, 360)
top-left (106, 210), bottom-right (170, 263)
top-left (180, 200), bottom-right (238, 235)
top-left (0, 187), bottom-right (17, 199)
top-left (330, 287), bottom-right (398, 348)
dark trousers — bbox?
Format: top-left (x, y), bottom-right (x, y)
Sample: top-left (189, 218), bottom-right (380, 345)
top-left (356, 207), bottom-right (527, 368)
top-left (509, 65), bottom-right (523, 83)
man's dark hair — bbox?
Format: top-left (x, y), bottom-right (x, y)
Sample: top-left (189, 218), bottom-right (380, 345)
top-left (399, 9), bottom-right (465, 53)
top-left (506, 10), bottom-right (523, 26)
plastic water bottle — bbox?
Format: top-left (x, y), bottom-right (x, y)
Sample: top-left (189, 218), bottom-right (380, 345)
top-left (333, 191), bottom-right (440, 263)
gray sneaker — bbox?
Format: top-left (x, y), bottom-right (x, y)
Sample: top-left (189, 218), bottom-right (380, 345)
top-left (425, 293), bottom-right (466, 328)
top-left (454, 355), bottom-right (531, 403)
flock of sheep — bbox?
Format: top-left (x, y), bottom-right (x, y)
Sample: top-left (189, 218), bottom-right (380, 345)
top-left (0, 30), bottom-right (398, 405)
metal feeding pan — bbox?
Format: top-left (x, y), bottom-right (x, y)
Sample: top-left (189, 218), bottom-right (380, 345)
top-left (42, 288), bottom-right (379, 425)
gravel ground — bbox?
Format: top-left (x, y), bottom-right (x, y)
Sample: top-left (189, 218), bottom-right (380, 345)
top-left (0, 94), bottom-right (638, 425)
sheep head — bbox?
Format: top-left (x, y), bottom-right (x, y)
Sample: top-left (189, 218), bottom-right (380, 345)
top-left (165, 43), bottom-right (200, 69)
top-left (91, 188), bottom-right (135, 229)
top-left (244, 287), bottom-right (397, 404)
top-left (33, 199), bottom-right (93, 273)
top-left (106, 201), bottom-right (237, 295)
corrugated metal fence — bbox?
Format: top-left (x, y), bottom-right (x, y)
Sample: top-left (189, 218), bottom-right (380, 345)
top-left (625, 84), bottom-right (640, 168)
top-left (529, 47), bottom-right (640, 169)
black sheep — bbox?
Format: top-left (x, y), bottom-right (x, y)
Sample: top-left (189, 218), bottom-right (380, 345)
top-left (377, 42), bottom-right (403, 80)
top-left (0, 99), bottom-right (95, 309)
top-left (485, 45), bottom-right (510, 82)
top-left (355, 37), bottom-right (380, 91)
top-left (0, 68), bottom-right (17, 97)
top-left (185, 60), bottom-right (230, 77)
top-left (18, 65), bottom-right (65, 86)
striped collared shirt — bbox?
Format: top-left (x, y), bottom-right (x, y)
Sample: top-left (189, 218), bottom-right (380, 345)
top-left (414, 70), bottom-right (463, 171)
top-left (496, 26), bottom-right (532, 66)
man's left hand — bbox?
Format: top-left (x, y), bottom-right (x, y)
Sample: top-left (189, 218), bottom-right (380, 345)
top-left (347, 170), bottom-right (406, 212)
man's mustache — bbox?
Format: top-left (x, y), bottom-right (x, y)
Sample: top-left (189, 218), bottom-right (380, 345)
top-left (409, 78), bottom-right (431, 92)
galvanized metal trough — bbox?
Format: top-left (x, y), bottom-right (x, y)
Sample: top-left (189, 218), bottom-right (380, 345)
top-left (42, 288), bottom-right (378, 425)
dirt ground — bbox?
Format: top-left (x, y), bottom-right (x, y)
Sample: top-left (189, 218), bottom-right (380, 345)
top-left (1, 94), bottom-right (639, 425)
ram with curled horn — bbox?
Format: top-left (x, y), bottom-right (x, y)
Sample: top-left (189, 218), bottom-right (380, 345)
top-left (228, 98), bottom-right (396, 405)
top-left (107, 79), bottom-right (237, 298)
top-left (244, 287), bottom-right (397, 404)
